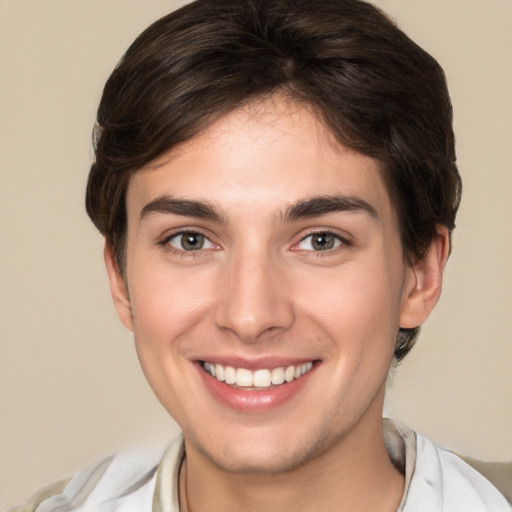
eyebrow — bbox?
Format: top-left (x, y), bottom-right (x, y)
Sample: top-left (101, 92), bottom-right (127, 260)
top-left (139, 193), bottom-right (377, 224)
top-left (140, 196), bottom-right (227, 223)
top-left (282, 194), bottom-right (378, 222)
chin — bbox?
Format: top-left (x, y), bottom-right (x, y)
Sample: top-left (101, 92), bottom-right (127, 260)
top-left (200, 443), bottom-right (313, 474)
top-left (185, 420), bottom-right (342, 475)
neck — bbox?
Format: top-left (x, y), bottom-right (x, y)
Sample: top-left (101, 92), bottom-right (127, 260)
top-left (179, 411), bottom-right (404, 512)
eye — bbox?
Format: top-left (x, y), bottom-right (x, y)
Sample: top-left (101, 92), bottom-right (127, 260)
top-left (166, 231), bottom-right (216, 251)
top-left (297, 232), bottom-right (344, 252)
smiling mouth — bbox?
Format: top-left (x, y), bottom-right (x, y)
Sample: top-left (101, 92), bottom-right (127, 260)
top-left (200, 361), bottom-right (316, 389)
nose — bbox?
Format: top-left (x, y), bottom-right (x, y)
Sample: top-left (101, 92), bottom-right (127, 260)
top-left (214, 250), bottom-right (295, 343)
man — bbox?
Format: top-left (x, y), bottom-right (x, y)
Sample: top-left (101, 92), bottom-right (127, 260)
top-left (12, 0), bottom-right (510, 510)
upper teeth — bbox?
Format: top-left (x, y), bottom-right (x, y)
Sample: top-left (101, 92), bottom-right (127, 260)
top-left (202, 361), bottom-right (314, 388)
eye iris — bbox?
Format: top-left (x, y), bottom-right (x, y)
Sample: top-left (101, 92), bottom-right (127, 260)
top-left (312, 233), bottom-right (335, 251)
top-left (181, 233), bottom-right (204, 251)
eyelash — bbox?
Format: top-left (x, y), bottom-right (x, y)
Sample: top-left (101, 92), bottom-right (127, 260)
top-left (293, 230), bottom-right (350, 255)
top-left (158, 230), bottom-right (218, 257)
top-left (158, 229), bottom-right (350, 257)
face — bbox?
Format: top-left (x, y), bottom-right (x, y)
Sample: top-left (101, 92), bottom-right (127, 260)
top-left (107, 97), bottom-right (435, 474)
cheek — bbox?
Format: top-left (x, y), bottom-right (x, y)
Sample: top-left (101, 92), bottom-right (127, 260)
top-left (127, 263), bottom-right (215, 420)
top-left (128, 258), bottom-right (214, 340)
top-left (296, 262), bottom-right (402, 355)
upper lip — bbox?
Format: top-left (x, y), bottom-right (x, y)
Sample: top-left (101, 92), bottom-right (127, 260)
top-left (193, 355), bottom-right (319, 371)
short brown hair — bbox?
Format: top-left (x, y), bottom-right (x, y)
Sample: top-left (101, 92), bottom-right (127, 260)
top-left (86, 0), bottom-right (461, 361)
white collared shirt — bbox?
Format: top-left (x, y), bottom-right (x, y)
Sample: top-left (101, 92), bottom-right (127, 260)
top-left (16, 420), bottom-right (511, 512)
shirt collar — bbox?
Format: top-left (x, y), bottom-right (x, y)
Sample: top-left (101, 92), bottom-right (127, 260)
top-left (153, 419), bottom-right (417, 512)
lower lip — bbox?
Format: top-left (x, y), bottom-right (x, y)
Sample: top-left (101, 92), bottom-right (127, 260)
top-left (195, 362), bottom-right (317, 412)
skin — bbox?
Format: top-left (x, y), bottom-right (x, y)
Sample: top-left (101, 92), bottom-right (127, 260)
top-left (105, 97), bottom-right (449, 512)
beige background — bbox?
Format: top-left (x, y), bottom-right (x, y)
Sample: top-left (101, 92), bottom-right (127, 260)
top-left (1, 0), bottom-right (511, 507)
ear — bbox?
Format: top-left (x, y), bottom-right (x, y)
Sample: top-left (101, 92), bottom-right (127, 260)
top-left (399, 227), bottom-right (450, 329)
top-left (104, 242), bottom-right (133, 332)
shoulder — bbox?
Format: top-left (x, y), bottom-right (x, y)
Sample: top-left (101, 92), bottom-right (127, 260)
top-left (8, 441), bottom-right (175, 512)
top-left (7, 479), bottom-right (71, 512)
top-left (405, 429), bottom-right (511, 512)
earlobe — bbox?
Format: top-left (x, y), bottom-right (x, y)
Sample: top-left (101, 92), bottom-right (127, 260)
top-left (399, 227), bottom-right (450, 329)
top-left (104, 242), bottom-right (134, 332)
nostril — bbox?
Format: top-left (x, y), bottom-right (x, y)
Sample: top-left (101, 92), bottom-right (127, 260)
top-left (213, 257), bottom-right (295, 342)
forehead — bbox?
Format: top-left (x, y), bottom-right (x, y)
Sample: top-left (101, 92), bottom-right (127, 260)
top-left (126, 97), bottom-right (395, 224)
